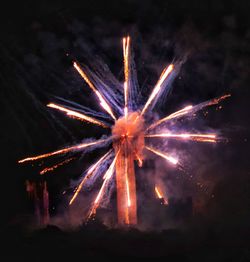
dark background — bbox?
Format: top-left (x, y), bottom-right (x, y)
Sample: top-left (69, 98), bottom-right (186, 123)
top-left (0, 0), bottom-right (249, 260)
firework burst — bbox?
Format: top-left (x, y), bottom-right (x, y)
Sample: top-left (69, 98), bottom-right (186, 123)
top-left (19, 36), bottom-right (230, 226)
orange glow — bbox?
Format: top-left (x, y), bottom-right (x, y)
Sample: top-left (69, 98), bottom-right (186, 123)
top-left (140, 64), bottom-right (174, 116)
top-left (18, 139), bottom-right (108, 163)
top-left (112, 112), bottom-right (144, 225)
top-left (47, 103), bottom-right (108, 128)
top-left (146, 146), bottom-right (178, 165)
top-left (73, 62), bottom-right (116, 120)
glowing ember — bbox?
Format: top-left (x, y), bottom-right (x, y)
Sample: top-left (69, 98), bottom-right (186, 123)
top-left (155, 186), bottom-right (168, 205)
top-left (40, 157), bottom-right (75, 175)
top-left (18, 37), bottom-right (230, 226)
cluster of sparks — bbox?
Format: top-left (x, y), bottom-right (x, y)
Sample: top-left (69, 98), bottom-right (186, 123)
top-left (18, 36), bottom-right (230, 224)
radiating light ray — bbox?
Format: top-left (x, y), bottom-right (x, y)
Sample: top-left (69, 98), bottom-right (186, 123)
top-left (123, 36), bottom-right (130, 118)
top-left (47, 103), bottom-right (108, 128)
top-left (146, 133), bottom-right (217, 143)
top-left (147, 105), bottom-right (193, 131)
top-left (140, 64), bottom-right (174, 116)
top-left (73, 62), bottom-right (116, 120)
top-left (88, 149), bottom-right (120, 218)
top-left (69, 150), bottom-right (112, 205)
top-left (147, 94), bottom-right (231, 131)
top-left (18, 138), bottom-right (110, 163)
top-left (40, 157), bottom-right (75, 175)
top-left (146, 146), bottom-right (178, 165)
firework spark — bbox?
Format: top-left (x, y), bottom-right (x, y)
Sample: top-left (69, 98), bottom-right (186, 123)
top-left (47, 103), bottom-right (108, 128)
top-left (19, 37), bottom-right (230, 226)
top-left (146, 133), bottom-right (217, 143)
top-left (88, 149), bottom-right (120, 218)
top-left (18, 138), bottom-right (110, 163)
top-left (148, 94), bottom-right (231, 131)
top-left (140, 64), bottom-right (174, 117)
top-left (155, 186), bottom-right (168, 205)
top-left (146, 146), bottom-right (178, 165)
top-left (123, 36), bottom-right (130, 118)
top-left (40, 157), bottom-right (75, 175)
top-left (69, 150), bottom-right (112, 205)
top-left (73, 62), bottom-right (117, 120)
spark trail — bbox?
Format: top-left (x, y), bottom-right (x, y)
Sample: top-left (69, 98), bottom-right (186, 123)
top-left (18, 138), bottom-right (110, 163)
top-left (69, 150), bottom-right (112, 205)
top-left (148, 94), bottom-right (231, 131)
top-left (146, 133), bottom-right (217, 143)
top-left (73, 62), bottom-right (116, 120)
top-left (40, 157), bottom-right (75, 175)
top-left (123, 36), bottom-right (130, 118)
top-left (146, 146), bottom-right (178, 165)
top-left (88, 149), bottom-right (120, 218)
top-left (140, 64), bottom-right (174, 117)
top-left (155, 186), bottom-right (168, 205)
top-left (47, 103), bottom-right (108, 128)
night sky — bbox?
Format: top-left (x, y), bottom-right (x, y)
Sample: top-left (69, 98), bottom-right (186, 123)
top-left (1, 0), bottom-right (250, 259)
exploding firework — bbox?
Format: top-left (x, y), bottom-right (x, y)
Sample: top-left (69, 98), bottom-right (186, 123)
top-left (19, 36), bottom-right (230, 226)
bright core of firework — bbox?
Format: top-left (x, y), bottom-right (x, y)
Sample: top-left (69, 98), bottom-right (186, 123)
top-left (18, 36), bottom-right (230, 225)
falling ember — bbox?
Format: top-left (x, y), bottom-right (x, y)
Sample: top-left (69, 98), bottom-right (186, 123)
top-left (155, 186), bottom-right (168, 205)
top-left (19, 36), bottom-right (229, 226)
top-left (146, 146), bottom-right (178, 165)
top-left (155, 186), bottom-right (163, 198)
top-left (73, 62), bottom-right (116, 120)
top-left (47, 103), bottom-right (108, 128)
